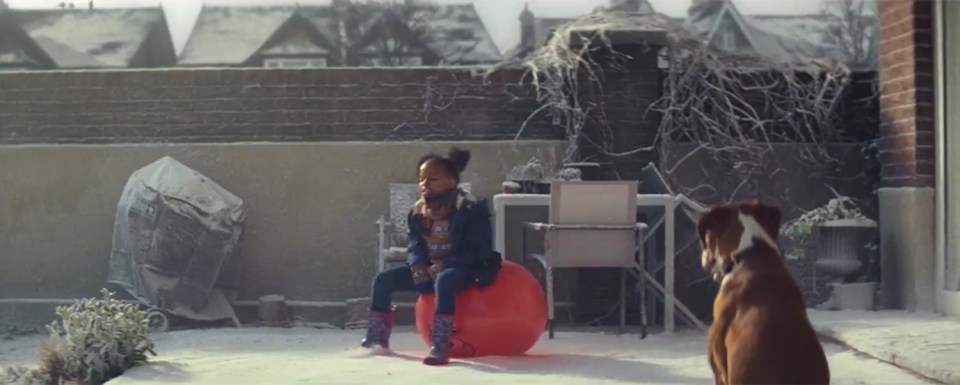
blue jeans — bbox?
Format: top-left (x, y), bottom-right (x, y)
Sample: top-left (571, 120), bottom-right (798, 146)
top-left (370, 266), bottom-right (472, 315)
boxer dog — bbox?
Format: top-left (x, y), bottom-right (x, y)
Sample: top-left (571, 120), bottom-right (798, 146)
top-left (697, 200), bottom-right (829, 385)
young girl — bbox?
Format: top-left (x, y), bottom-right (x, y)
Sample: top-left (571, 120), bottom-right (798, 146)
top-left (361, 147), bottom-right (502, 366)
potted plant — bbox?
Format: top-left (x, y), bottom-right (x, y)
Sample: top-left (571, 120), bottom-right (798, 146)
top-left (782, 197), bottom-right (879, 310)
top-left (505, 157), bottom-right (547, 194)
top-left (561, 162), bottom-right (601, 181)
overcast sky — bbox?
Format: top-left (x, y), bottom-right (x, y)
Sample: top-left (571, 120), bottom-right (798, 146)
top-left (6, 0), bottom-right (829, 55)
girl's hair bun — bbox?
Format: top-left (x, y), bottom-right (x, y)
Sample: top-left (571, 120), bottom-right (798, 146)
top-left (447, 146), bottom-right (471, 173)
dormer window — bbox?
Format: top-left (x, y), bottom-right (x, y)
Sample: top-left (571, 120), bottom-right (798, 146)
top-left (721, 27), bottom-right (735, 50)
top-left (264, 57), bottom-right (328, 68)
top-left (365, 55), bottom-right (423, 67)
top-left (717, 17), bottom-right (736, 50)
top-left (259, 26), bottom-right (331, 68)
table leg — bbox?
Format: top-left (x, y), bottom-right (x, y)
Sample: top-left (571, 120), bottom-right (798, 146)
top-left (546, 266), bottom-right (555, 339)
top-left (638, 230), bottom-right (648, 339)
top-left (494, 198), bottom-right (506, 257)
top-left (620, 268), bottom-right (626, 335)
top-left (521, 226), bottom-right (527, 264)
top-left (665, 200), bottom-right (676, 333)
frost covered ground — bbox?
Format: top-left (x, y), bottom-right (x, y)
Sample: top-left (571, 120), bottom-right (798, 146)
top-left (0, 326), bottom-right (936, 385)
top-left (810, 309), bottom-right (960, 385)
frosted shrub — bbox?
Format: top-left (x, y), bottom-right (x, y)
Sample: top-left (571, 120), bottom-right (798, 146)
top-left (506, 157), bottom-right (545, 182)
top-left (41, 289), bottom-right (156, 385)
top-left (554, 167), bottom-right (582, 181)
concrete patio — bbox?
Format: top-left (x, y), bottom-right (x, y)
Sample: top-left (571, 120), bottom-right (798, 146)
top-left (0, 323), bottom-right (937, 385)
top-left (810, 309), bottom-right (960, 385)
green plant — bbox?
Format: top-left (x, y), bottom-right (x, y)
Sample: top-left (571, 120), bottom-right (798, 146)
top-left (41, 289), bottom-right (156, 385)
top-left (782, 196), bottom-right (870, 259)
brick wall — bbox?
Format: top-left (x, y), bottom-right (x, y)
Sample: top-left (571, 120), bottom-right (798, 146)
top-left (0, 68), bottom-right (564, 144)
top-left (878, 0), bottom-right (935, 188)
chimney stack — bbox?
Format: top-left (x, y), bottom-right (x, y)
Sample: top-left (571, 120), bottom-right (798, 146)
top-left (519, 2), bottom-right (535, 49)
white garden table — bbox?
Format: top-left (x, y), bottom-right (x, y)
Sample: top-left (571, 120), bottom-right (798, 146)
top-left (493, 193), bottom-right (696, 333)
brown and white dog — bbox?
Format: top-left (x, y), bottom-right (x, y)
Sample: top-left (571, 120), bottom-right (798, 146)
top-left (697, 200), bottom-right (829, 385)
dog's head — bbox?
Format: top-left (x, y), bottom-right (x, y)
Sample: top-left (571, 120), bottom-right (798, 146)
top-left (697, 199), bottom-right (781, 281)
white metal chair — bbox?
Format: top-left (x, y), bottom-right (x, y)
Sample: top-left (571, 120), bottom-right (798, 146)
top-left (376, 184), bottom-right (418, 274)
top-left (376, 183), bottom-right (472, 274)
top-left (521, 181), bottom-right (648, 339)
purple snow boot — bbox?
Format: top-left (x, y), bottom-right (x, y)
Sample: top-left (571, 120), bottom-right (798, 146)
top-left (360, 308), bottom-right (394, 350)
top-left (422, 314), bottom-right (454, 366)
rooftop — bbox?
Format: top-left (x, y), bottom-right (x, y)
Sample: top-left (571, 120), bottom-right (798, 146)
top-left (178, 3), bottom-right (501, 66)
top-left (10, 7), bottom-right (165, 68)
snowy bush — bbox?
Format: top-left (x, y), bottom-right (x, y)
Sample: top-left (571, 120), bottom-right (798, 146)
top-left (554, 167), bottom-right (582, 181)
top-left (39, 289), bottom-right (156, 385)
top-left (506, 157), bottom-right (545, 182)
top-left (782, 197), bottom-right (870, 259)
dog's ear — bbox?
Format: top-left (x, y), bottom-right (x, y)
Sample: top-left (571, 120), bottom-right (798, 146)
top-left (697, 205), bottom-right (732, 246)
top-left (744, 200), bottom-right (782, 241)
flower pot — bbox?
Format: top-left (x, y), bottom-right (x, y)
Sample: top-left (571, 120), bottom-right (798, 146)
top-left (562, 162), bottom-right (601, 181)
top-left (533, 181), bottom-right (551, 194)
top-left (502, 181), bottom-right (521, 194)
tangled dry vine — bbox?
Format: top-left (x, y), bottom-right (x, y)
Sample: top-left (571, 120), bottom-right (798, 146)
top-left (512, 11), bottom-right (863, 205)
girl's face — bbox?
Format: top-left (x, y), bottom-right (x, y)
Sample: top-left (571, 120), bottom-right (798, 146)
top-left (418, 160), bottom-right (456, 198)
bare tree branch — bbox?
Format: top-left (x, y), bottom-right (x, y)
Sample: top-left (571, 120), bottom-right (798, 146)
top-left (820, 0), bottom-right (878, 70)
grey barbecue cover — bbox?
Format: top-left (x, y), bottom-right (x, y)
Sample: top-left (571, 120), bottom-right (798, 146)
top-left (107, 156), bottom-right (245, 322)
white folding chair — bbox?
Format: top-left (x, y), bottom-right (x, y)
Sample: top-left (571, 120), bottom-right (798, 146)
top-left (522, 181), bottom-right (648, 338)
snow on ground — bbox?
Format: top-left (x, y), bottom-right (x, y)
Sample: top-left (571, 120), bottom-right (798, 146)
top-left (0, 334), bottom-right (46, 369)
top-left (1, 326), bottom-right (933, 385)
top-left (810, 309), bottom-right (960, 385)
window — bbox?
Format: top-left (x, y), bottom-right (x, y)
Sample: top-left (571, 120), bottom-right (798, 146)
top-left (263, 57), bottom-right (327, 68)
top-left (721, 29), bottom-right (735, 50)
top-left (719, 19), bottom-right (736, 51)
top-left (364, 55), bottom-right (423, 67)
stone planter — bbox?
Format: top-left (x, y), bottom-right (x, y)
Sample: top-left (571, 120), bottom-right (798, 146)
top-left (812, 218), bottom-right (879, 309)
top-left (813, 219), bottom-right (878, 283)
top-left (831, 282), bottom-right (877, 310)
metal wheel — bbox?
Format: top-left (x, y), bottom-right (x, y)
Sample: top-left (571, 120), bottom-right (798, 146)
top-left (146, 309), bottom-right (170, 333)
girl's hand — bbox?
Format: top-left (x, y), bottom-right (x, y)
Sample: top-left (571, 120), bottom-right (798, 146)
top-left (428, 262), bottom-right (443, 280)
top-left (411, 264), bottom-right (430, 285)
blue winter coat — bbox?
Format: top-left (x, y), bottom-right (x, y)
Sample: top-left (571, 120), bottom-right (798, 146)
top-left (406, 190), bottom-right (502, 288)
